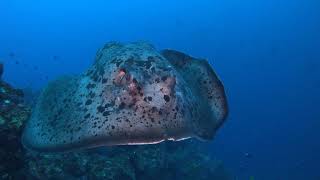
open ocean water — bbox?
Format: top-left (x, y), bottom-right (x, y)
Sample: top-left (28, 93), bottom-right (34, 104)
top-left (0, 0), bottom-right (319, 180)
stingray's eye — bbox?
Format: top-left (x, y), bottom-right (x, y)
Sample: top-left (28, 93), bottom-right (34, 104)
top-left (114, 68), bottom-right (129, 85)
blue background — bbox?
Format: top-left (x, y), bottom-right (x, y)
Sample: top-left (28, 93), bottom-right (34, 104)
top-left (1, 0), bottom-right (319, 179)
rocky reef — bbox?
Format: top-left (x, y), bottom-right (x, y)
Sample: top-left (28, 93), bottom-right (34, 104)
top-left (0, 63), bottom-right (31, 179)
top-left (25, 140), bottom-right (230, 180)
top-left (0, 62), bottom-right (231, 180)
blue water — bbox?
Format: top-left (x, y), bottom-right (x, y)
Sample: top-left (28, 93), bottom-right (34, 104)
top-left (1, 0), bottom-right (320, 179)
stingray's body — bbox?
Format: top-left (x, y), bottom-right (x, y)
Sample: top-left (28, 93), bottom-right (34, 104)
top-left (22, 42), bottom-right (228, 152)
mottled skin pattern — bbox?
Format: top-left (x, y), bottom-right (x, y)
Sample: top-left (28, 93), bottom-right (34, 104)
top-left (22, 42), bottom-right (228, 152)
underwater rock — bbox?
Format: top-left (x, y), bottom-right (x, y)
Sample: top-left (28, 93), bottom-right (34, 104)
top-left (0, 81), bottom-right (24, 115)
top-left (22, 41), bottom-right (228, 152)
top-left (25, 140), bottom-right (231, 180)
top-left (0, 76), bottom-right (31, 179)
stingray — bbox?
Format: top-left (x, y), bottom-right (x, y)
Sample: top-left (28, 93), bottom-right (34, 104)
top-left (22, 42), bottom-right (228, 152)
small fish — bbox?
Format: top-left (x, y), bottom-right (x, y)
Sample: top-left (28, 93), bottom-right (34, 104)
top-left (9, 52), bottom-right (15, 58)
top-left (244, 152), bottom-right (253, 158)
top-left (53, 55), bottom-right (60, 61)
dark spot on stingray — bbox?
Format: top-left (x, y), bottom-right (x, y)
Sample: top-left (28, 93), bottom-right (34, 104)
top-left (88, 92), bottom-right (95, 98)
top-left (145, 61), bottom-right (152, 69)
top-left (84, 113), bottom-right (91, 119)
top-left (147, 56), bottom-right (154, 61)
top-left (86, 83), bottom-right (96, 89)
top-left (98, 67), bottom-right (105, 76)
top-left (151, 107), bottom-right (157, 113)
top-left (102, 78), bottom-right (108, 83)
top-left (116, 61), bottom-right (122, 67)
top-left (57, 109), bottom-right (63, 115)
top-left (93, 75), bottom-right (99, 82)
top-left (85, 99), bottom-right (93, 105)
top-left (174, 113), bottom-right (177, 119)
top-left (175, 106), bottom-right (179, 111)
top-left (132, 78), bottom-right (138, 83)
top-left (111, 125), bottom-right (115, 129)
top-left (104, 103), bottom-right (113, 108)
top-left (150, 117), bottom-right (155, 123)
top-left (161, 76), bottom-right (168, 81)
top-left (97, 105), bottom-right (105, 113)
top-left (86, 70), bottom-right (94, 76)
top-left (118, 102), bottom-right (126, 109)
top-left (110, 58), bottom-right (118, 64)
top-left (155, 78), bottom-right (160, 83)
top-left (103, 111), bottom-right (110, 117)
top-left (164, 95), bottom-right (170, 102)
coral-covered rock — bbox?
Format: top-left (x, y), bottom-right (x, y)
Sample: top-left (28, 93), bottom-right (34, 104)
top-left (0, 77), bottom-right (31, 179)
top-left (25, 140), bottom-right (231, 180)
top-left (0, 81), bottom-right (24, 115)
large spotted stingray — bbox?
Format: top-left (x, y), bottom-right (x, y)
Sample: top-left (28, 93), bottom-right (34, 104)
top-left (22, 42), bottom-right (228, 152)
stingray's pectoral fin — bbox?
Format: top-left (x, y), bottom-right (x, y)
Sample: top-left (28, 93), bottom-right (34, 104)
top-left (22, 75), bottom-right (82, 152)
top-left (162, 50), bottom-right (228, 140)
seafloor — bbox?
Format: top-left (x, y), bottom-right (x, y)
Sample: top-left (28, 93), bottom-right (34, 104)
top-left (0, 64), bottom-right (231, 180)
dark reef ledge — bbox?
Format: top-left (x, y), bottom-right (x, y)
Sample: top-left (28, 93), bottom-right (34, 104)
top-left (0, 63), bottom-right (31, 179)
